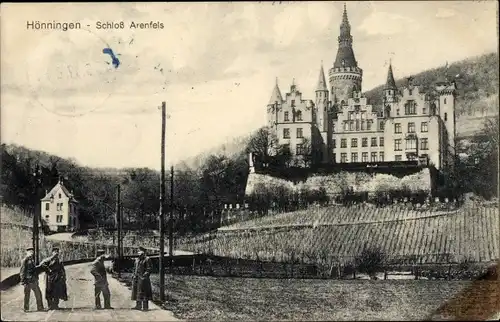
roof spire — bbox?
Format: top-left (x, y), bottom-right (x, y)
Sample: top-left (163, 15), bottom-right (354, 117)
top-left (316, 63), bottom-right (328, 92)
top-left (334, 3), bottom-right (357, 69)
top-left (385, 61), bottom-right (397, 90)
top-left (268, 79), bottom-right (283, 105)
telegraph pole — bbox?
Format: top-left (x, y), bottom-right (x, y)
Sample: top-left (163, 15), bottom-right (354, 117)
top-left (169, 165), bottom-right (174, 274)
top-left (159, 101), bottom-right (166, 302)
top-left (115, 184), bottom-right (121, 277)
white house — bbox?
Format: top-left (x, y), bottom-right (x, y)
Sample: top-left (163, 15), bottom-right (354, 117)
top-left (40, 179), bottom-right (79, 232)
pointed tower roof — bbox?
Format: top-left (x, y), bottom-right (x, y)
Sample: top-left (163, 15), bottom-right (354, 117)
top-left (385, 62), bottom-right (397, 90)
top-left (316, 62), bottom-right (328, 91)
top-left (268, 78), bottom-right (283, 105)
top-left (333, 3), bottom-right (358, 69)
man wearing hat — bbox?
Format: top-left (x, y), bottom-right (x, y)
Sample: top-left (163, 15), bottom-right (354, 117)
top-left (20, 247), bottom-right (44, 312)
top-left (131, 247), bottom-right (153, 311)
top-left (39, 247), bottom-right (68, 310)
top-left (90, 249), bottom-right (113, 310)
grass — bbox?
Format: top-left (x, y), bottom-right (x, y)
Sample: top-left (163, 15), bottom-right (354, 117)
top-left (117, 272), bottom-right (480, 321)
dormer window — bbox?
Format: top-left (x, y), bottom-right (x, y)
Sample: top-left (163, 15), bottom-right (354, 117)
top-left (291, 100), bottom-right (295, 107)
top-left (408, 89), bottom-right (413, 96)
top-left (59, 193), bottom-right (61, 199)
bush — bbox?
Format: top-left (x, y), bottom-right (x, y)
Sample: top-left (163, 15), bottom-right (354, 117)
top-left (355, 244), bottom-right (385, 279)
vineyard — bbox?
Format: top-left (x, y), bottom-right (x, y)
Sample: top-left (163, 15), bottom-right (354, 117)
top-left (184, 204), bottom-right (499, 265)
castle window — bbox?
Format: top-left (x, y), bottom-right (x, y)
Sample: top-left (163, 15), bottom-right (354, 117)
top-left (380, 121), bottom-right (385, 131)
top-left (394, 139), bottom-right (402, 151)
top-left (45, 203), bottom-right (50, 211)
top-left (351, 153), bottom-right (358, 162)
top-left (283, 144), bottom-right (291, 152)
top-left (296, 110), bottom-right (303, 121)
top-left (408, 122), bottom-right (415, 133)
top-left (362, 152), bottom-right (368, 162)
top-left (367, 120), bottom-right (372, 131)
top-left (351, 138), bottom-right (358, 148)
top-left (395, 155), bottom-right (403, 161)
top-left (283, 128), bottom-right (290, 139)
top-left (291, 100), bottom-right (295, 107)
top-left (348, 112), bottom-right (354, 120)
top-left (362, 138), bottom-right (368, 147)
top-left (284, 112), bottom-right (289, 121)
top-left (409, 89), bottom-right (413, 96)
top-left (397, 108), bottom-right (400, 116)
top-left (394, 123), bottom-right (402, 134)
top-left (332, 139), bottom-right (336, 148)
top-left (341, 139), bottom-right (347, 148)
top-left (343, 122), bottom-right (348, 131)
top-left (444, 98), bottom-right (447, 104)
top-left (349, 121), bottom-right (354, 131)
top-left (405, 100), bottom-right (417, 115)
top-left (379, 152), bottom-right (384, 161)
top-left (296, 128), bottom-right (303, 138)
top-left (342, 59), bottom-right (346, 67)
top-left (406, 137), bottom-right (417, 150)
top-left (380, 137), bottom-right (385, 147)
top-left (371, 137), bottom-right (377, 147)
top-left (371, 152), bottom-right (377, 162)
top-left (356, 120), bottom-right (360, 131)
top-left (423, 106), bottom-right (427, 114)
top-left (332, 123), bottom-right (336, 133)
top-left (421, 122), bottom-right (428, 132)
top-left (59, 193), bottom-right (62, 199)
top-left (421, 138), bottom-right (429, 150)
top-left (56, 215), bottom-right (63, 223)
top-left (361, 111), bottom-right (366, 120)
top-left (444, 112), bottom-right (448, 121)
top-left (341, 153), bottom-right (348, 163)
top-left (361, 121), bottom-right (366, 131)
top-left (296, 144), bottom-right (303, 155)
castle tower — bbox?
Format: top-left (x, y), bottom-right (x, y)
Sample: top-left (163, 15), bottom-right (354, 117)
top-left (266, 78), bottom-right (283, 129)
top-left (329, 3), bottom-right (363, 107)
top-left (315, 63), bottom-right (329, 132)
top-left (384, 62), bottom-right (397, 103)
top-left (435, 71), bottom-right (457, 167)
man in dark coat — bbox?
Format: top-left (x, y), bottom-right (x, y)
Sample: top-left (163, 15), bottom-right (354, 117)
top-left (90, 249), bottom-right (113, 310)
top-left (20, 247), bottom-right (44, 312)
top-left (39, 247), bottom-right (68, 310)
top-left (131, 247), bottom-right (153, 311)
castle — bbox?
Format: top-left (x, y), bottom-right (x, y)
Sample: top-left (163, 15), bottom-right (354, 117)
top-left (266, 4), bottom-right (457, 170)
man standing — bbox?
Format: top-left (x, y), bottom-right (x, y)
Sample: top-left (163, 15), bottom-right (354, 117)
top-left (131, 247), bottom-right (153, 311)
top-left (90, 249), bottom-right (113, 310)
top-left (39, 247), bottom-right (68, 310)
top-left (20, 247), bottom-right (44, 312)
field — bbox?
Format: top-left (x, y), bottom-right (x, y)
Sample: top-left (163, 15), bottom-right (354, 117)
top-left (115, 272), bottom-right (498, 321)
top-left (183, 204), bottom-right (499, 265)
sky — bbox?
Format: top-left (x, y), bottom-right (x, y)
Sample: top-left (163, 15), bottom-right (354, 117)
top-left (1, 1), bottom-right (498, 170)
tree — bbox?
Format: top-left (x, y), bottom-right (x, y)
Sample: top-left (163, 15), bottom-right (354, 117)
top-left (246, 126), bottom-right (280, 168)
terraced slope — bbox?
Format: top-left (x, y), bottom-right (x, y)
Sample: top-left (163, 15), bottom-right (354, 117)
top-left (194, 206), bottom-right (499, 264)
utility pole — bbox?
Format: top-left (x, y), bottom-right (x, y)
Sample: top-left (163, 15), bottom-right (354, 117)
top-left (169, 165), bottom-right (174, 274)
top-left (159, 101), bottom-right (166, 302)
top-left (116, 184), bottom-right (121, 277)
top-left (32, 166), bottom-right (41, 265)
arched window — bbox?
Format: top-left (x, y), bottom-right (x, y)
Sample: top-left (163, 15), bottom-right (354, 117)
top-left (444, 98), bottom-right (447, 104)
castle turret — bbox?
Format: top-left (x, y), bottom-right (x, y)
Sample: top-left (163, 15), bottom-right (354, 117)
top-left (435, 68), bottom-right (457, 167)
top-left (384, 62), bottom-right (397, 103)
top-left (266, 78), bottom-right (283, 128)
top-left (315, 63), bottom-right (329, 132)
top-left (329, 3), bottom-right (363, 107)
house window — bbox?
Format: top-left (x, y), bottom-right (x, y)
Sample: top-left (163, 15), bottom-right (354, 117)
top-left (371, 152), bottom-right (377, 162)
top-left (362, 138), bottom-right (368, 147)
top-left (406, 137), bottom-right (417, 150)
top-left (394, 123), bottom-right (402, 134)
top-left (56, 215), bottom-right (63, 223)
top-left (362, 152), bottom-right (368, 162)
top-left (351, 138), bottom-right (358, 148)
top-left (421, 138), bottom-right (429, 150)
top-left (379, 152), bottom-right (384, 161)
top-left (371, 137), bottom-right (377, 147)
top-left (394, 139), bottom-right (402, 151)
top-left (296, 144), bottom-right (303, 155)
top-left (45, 203), bottom-right (50, 211)
top-left (380, 137), bottom-right (385, 147)
top-left (444, 112), bottom-right (448, 121)
top-left (408, 122), bottom-right (415, 133)
top-left (284, 112), bottom-right (289, 121)
top-left (296, 128), bottom-right (303, 138)
top-left (421, 122), bottom-right (428, 132)
top-left (351, 153), bottom-right (358, 162)
top-left (395, 155), bottom-right (402, 161)
top-left (283, 128), bottom-right (290, 139)
top-left (405, 100), bottom-right (417, 115)
top-left (341, 139), bottom-right (347, 148)
top-left (296, 110), bottom-right (303, 121)
top-left (341, 153), bottom-right (348, 163)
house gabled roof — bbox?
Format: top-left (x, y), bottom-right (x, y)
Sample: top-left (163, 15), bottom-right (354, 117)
top-left (41, 180), bottom-right (78, 203)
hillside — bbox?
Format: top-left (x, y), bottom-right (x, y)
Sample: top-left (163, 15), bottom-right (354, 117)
top-left (364, 52), bottom-right (499, 137)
